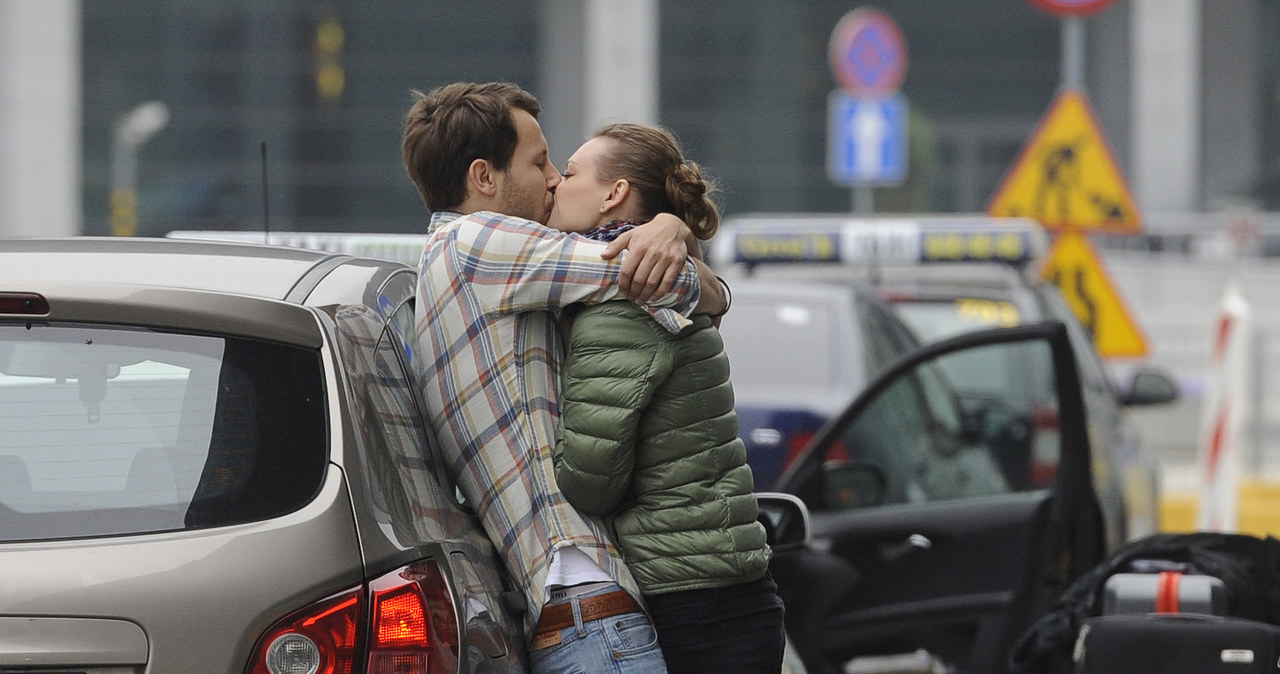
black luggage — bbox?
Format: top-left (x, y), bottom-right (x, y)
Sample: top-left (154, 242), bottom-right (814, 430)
top-left (1010, 532), bottom-right (1280, 674)
top-left (1073, 613), bottom-right (1280, 673)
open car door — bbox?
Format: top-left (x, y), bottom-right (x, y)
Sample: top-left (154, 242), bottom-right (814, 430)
top-left (771, 322), bottom-right (1106, 674)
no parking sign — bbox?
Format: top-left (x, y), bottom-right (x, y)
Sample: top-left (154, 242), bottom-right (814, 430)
top-left (828, 8), bottom-right (907, 97)
top-left (826, 7), bottom-right (909, 188)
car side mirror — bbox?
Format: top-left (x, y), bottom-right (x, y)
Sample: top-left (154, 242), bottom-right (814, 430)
top-left (755, 492), bottom-right (811, 552)
top-left (1117, 367), bottom-right (1179, 407)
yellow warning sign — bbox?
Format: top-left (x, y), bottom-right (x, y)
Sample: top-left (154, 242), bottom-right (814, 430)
top-left (1039, 232), bottom-right (1147, 358)
top-left (988, 88), bottom-right (1141, 234)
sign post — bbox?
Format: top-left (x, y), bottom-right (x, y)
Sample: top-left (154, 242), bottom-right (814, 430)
top-left (826, 7), bottom-right (908, 213)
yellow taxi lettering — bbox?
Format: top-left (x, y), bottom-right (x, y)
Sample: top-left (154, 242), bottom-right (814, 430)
top-left (923, 233), bottom-right (965, 261)
top-left (995, 233), bottom-right (1027, 261)
top-left (955, 299), bottom-right (1020, 327)
top-left (966, 233), bottom-right (994, 260)
top-left (736, 234), bottom-right (837, 262)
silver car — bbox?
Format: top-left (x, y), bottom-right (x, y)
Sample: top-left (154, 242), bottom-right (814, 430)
top-left (0, 238), bottom-right (526, 673)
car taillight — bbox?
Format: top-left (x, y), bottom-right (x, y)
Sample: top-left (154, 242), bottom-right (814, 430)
top-left (249, 589), bottom-right (361, 674)
top-left (1029, 403), bottom-right (1060, 486)
top-left (246, 559), bottom-right (460, 674)
top-left (783, 430), bottom-right (817, 470)
top-left (366, 560), bottom-right (459, 674)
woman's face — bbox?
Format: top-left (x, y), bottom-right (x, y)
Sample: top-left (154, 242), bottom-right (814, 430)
top-left (547, 135), bottom-right (617, 233)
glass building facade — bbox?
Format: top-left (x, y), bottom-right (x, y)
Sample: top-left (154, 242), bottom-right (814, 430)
top-left (77, 1), bottom-right (1280, 236)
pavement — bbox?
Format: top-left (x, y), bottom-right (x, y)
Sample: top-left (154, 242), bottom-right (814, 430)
top-left (1159, 478), bottom-right (1280, 537)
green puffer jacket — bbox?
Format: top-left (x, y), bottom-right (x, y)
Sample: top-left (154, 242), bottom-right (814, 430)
top-left (553, 300), bottom-right (771, 596)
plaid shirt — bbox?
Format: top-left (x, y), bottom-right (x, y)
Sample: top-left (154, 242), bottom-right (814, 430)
top-left (412, 210), bottom-right (700, 632)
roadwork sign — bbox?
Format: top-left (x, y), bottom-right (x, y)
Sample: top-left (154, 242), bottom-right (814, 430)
top-left (1039, 231), bottom-right (1147, 358)
top-left (988, 88), bottom-right (1141, 234)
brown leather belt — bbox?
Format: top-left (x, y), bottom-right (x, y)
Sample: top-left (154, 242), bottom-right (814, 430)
top-left (533, 589), bottom-right (643, 636)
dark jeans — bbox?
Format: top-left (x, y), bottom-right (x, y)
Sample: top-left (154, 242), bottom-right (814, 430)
top-left (645, 574), bottom-right (786, 674)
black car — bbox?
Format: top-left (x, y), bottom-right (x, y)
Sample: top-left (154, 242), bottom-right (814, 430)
top-left (766, 322), bottom-right (1106, 674)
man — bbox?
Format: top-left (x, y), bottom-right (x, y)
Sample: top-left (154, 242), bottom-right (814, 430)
top-left (401, 82), bottom-right (727, 674)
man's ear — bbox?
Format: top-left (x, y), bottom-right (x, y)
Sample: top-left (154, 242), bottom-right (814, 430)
top-left (467, 159), bottom-right (500, 197)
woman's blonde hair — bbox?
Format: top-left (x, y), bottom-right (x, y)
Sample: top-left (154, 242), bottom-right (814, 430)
top-left (593, 123), bottom-right (720, 240)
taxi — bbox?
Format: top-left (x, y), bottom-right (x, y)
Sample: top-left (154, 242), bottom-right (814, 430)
top-left (710, 214), bottom-right (1178, 551)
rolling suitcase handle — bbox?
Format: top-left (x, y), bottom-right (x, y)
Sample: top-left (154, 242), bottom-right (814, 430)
top-left (1103, 570), bottom-right (1228, 616)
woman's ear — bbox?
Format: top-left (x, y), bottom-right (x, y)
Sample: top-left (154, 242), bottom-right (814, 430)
top-left (601, 179), bottom-right (630, 213)
top-left (467, 159), bottom-right (499, 197)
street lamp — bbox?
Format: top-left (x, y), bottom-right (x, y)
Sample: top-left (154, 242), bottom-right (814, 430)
top-left (110, 101), bottom-right (169, 236)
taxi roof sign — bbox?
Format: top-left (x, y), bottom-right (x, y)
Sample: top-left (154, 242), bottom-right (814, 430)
top-left (987, 88), bottom-right (1141, 234)
top-left (710, 215), bottom-right (1049, 269)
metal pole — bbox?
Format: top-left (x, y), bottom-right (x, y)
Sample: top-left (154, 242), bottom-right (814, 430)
top-left (110, 101), bottom-right (169, 236)
top-left (1062, 17), bottom-right (1085, 90)
top-left (853, 185), bottom-right (874, 214)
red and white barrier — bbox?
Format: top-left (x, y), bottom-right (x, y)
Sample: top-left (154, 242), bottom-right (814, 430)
top-left (1195, 281), bottom-right (1253, 532)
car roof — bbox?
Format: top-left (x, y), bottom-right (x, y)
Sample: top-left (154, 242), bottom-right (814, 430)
top-left (0, 237), bottom-right (355, 301)
top-left (0, 237), bottom-right (416, 347)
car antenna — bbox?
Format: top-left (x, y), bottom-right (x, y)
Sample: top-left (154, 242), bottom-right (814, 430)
top-left (260, 141), bottom-right (270, 244)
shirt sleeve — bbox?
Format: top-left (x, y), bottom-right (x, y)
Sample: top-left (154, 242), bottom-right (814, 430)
top-left (449, 212), bottom-right (699, 332)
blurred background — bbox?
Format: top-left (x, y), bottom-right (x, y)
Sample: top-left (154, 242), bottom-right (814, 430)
top-left (4, 0), bottom-right (1280, 527)
top-left (4, 1), bottom-right (1278, 236)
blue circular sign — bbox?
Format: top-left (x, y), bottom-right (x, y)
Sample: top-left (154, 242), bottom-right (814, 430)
top-left (829, 8), bottom-right (907, 96)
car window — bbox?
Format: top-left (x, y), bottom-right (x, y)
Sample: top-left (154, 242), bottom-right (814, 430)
top-left (0, 324), bottom-right (326, 541)
top-left (807, 340), bottom-right (1061, 510)
top-left (857, 296), bottom-right (920, 373)
top-left (893, 298), bottom-right (1021, 341)
top-left (891, 297), bottom-right (1056, 408)
top-left (332, 303), bottom-right (470, 542)
top-left (719, 294), bottom-right (840, 389)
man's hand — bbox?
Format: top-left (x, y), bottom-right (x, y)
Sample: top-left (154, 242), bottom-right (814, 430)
top-left (601, 213), bottom-right (694, 304)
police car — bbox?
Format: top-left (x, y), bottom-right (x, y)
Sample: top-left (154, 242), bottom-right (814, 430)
top-left (710, 215), bottom-right (1178, 551)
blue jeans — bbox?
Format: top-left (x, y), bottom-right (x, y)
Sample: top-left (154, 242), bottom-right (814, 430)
top-left (645, 574), bottom-right (786, 674)
top-left (528, 582), bottom-right (667, 674)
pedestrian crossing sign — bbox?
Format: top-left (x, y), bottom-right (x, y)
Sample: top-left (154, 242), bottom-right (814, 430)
top-left (987, 88), bottom-right (1141, 234)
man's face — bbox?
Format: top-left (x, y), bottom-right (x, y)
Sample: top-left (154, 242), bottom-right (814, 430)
top-left (496, 109), bottom-right (561, 224)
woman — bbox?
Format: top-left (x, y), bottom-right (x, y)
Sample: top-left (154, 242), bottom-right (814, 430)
top-left (549, 123), bottom-right (786, 674)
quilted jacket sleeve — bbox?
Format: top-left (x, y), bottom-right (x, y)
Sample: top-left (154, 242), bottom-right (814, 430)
top-left (554, 302), bottom-right (674, 516)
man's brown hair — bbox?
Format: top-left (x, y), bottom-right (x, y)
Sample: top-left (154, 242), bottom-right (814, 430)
top-left (401, 82), bottom-right (542, 212)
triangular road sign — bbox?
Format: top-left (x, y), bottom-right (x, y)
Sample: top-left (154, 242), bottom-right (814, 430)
top-left (1039, 231), bottom-right (1147, 358)
top-left (988, 88), bottom-right (1141, 234)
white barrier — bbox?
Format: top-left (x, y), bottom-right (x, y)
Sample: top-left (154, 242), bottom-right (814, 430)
top-left (1194, 282), bottom-right (1252, 532)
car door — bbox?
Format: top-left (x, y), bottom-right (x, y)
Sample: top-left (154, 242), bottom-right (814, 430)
top-left (772, 322), bottom-right (1106, 674)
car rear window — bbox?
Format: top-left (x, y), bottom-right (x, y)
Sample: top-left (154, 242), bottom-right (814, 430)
top-left (719, 295), bottom-right (841, 389)
top-left (0, 324), bottom-right (326, 542)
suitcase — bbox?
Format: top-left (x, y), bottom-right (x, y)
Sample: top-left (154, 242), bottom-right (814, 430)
top-left (1103, 570), bottom-right (1228, 615)
top-left (1073, 613), bottom-right (1280, 673)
